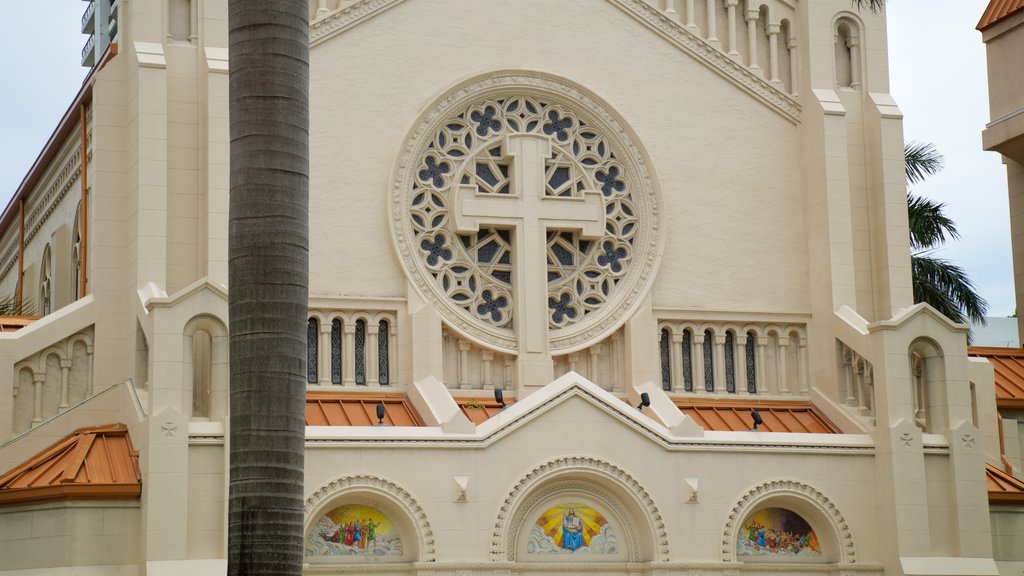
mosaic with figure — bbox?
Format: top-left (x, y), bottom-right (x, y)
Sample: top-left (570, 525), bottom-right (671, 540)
top-left (305, 504), bottom-right (402, 557)
top-left (527, 503), bottom-right (618, 555)
top-left (736, 507), bottom-right (821, 557)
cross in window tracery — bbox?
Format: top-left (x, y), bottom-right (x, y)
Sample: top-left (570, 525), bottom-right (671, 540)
top-left (453, 133), bottom-right (604, 385)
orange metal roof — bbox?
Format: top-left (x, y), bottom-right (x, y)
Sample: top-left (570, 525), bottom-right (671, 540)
top-left (987, 463), bottom-right (1024, 504)
top-left (0, 316), bottom-right (39, 332)
top-left (305, 392), bottom-right (424, 426)
top-left (455, 397), bottom-right (516, 425)
top-left (673, 399), bottom-right (840, 433)
top-left (978, 0), bottom-right (1024, 30)
top-left (0, 424), bottom-right (141, 507)
top-left (968, 347), bottom-right (1024, 408)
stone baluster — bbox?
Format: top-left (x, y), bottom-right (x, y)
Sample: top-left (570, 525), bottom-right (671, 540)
top-left (503, 356), bottom-right (513, 390)
top-left (724, 0), bottom-right (740, 59)
top-left (32, 372), bottom-right (45, 425)
top-left (745, 8), bottom-right (761, 72)
top-left (316, 0), bottom-right (329, 18)
top-left (59, 358), bottom-right (72, 411)
top-left (343, 323), bottom-right (356, 386)
top-left (85, 344), bottom-right (94, 398)
top-left (318, 321), bottom-right (332, 385)
top-left (776, 337), bottom-right (790, 394)
top-left (568, 352), bottom-right (579, 374)
top-left (458, 340), bottom-right (472, 389)
top-left (855, 358), bottom-right (868, 412)
top-left (662, 0), bottom-right (679, 20)
top-left (366, 323), bottom-right (380, 385)
top-left (767, 23), bottom-right (781, 84)
top-left (843, 348), bottom-right (856, 405)
top-left (713, 333), bottom-right (727, 393)
top-left (482, 350), bottom-right (494, 390)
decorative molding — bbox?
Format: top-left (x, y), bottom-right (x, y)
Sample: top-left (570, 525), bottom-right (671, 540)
top-left (490, 456), bottom-right (669, 562)
top-left (721, 480), bottom-right (856, 564)
top-left (309, 0), bottom-right (799, 121)
top-left (304, 474), bottom-right (436, 562)
top-left (390, 73), bottom-right (663, 354)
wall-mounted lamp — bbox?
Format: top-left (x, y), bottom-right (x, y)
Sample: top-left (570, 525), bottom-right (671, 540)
top-left (376, 402), bottom-right (386, 426)
top-left (751, 410), bottom-right (763, 431)
top-left (636, 392), bottom-right (651, 412)
top-left (494, 388), bottom-right (506, 410)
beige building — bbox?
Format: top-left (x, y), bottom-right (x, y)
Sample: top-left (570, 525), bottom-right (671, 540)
top-left (0, 1), bottom-right (1021, 575)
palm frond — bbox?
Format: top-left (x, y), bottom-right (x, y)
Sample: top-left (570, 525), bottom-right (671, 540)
top-left (852, 0), bottom-right (885, 13)
top-left (912, 254), bottom-right (988, 326)
top-left (905, 141), bottom-right (945, 185)
top-left (907, 193), bottom-right (959, 250)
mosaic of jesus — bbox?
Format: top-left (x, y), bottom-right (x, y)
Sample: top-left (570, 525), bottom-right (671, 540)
top-left (305, 504), bottom-right (403, 557)
top-left (527, 503), bottom-right (618, 555)
top-left (736, 507), bottom-right (821, 557)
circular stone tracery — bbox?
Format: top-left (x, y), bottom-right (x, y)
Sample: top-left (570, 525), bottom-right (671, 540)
top-left (391, 74), bottom-right (660, 353)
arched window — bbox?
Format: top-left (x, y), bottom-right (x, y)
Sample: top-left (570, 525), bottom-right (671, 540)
top-left (703, 329), bottom-right (714, 392)
top-left (725, 331), bottom-right (736, 393)
top-left (378, 320), bottom-right (390, 386)
top-left (682, 329), bottom-right (693, 392)
top-left (307, 318), bottom-right (318, 384)
top-left (39, 244), bottom-right (53, 315)
top-left (193, 329), bottom-right (211, 418)
top-left (355, 319), bottom-right (366, 385)
top-left (659, 329), bottom-right (671, 391)
top-left (71, 203), bottom-right (82, 301)
top-left (746, 330), bottom-right (757, 393)
top-left (331, 319), bottom-right (341, 384)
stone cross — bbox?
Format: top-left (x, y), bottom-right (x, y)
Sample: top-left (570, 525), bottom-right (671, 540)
top-left (454, 133), bottom-right (604, 387)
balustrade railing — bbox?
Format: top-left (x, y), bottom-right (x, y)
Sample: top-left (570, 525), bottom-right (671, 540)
top-left (836, 339), bottom-right (875, 420)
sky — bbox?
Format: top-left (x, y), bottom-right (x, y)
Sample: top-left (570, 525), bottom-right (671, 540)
top-left (0, 0), bottom-right (1013, 316)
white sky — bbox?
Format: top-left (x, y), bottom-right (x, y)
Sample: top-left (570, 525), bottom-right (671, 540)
top-left (0, 0), bottom-right (1013, 315)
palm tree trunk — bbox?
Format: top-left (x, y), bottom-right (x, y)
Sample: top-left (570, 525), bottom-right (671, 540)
top-left (227, 1), bottom-right (309, 574)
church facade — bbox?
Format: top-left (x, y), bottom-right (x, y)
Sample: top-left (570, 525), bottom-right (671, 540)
top-left (0, 1), bottom-right (1020, 575)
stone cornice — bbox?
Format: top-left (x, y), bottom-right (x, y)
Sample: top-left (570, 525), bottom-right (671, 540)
top-left (309, 0), bottom-right (800, 122)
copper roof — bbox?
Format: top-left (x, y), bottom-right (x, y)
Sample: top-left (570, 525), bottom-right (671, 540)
top-left (968, 347), bottom-right (1024, 408)
top-left (673, 399), bottom-right (840, 433)
top-left (978, 0), bottom-right (1024, 30)
top-left (305, 392), bottom-right (424, 426)
top-left (987, 463), bottom-right (1024, 504)
top-left (456, 397), bottom-right (515, 425)
top-left (0, 424), bottom-right (141, 507)
top-left (0, 316), bottom-right (39, 332)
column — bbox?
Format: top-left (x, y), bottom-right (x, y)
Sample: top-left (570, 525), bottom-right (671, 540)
top-left (59, 359), bottom-right (72, 411)
top-left (787, 36), bottom-right (798, 94)
top-left (736, 333), bottom-right (749, 394)
top-left (797, 337), bottom-right (808, 394)
top-left (847, 34), bottom-right (861, 89)
top-left (685, 0), bottom-right (696, 30)
top-left (713, 333), bottom-right (727, 393)
top-left (588, 345), bottom-right (601, 387)
top-left (503, 357), bottom-right (513, 390)
top-left (670, 333), bottom-right (684, 393)
top-left (693, 332), bottom-right (706, 393)
top-left (706, 0), bottom-right (719, 45)
top-left (316, 0), bottom-right (329, 18)
top-left (724, 0), bottom-right (740, 58)
top-left (745, 8), bottom-right (760, 71)
top-left (458, 340), bottom-right (472, 389)
top-left (481, 350), bottom-right (494, 390)
top-left (756, 337), bottom-right (768, 394)
top-left (767, 23), bottom-right (781, 84)
top-left (343, 324), bottom-right (356, 386)
top-left (367, 324), bottom-right (380, 386)
top-left (318, 322), bottom-right (332, 386)
top-left (662, 0), bottom-right (678, 20)
top-left (776, 337), bottom-right (790, 394)
top-left (32, 372), bottom-right (45, 425)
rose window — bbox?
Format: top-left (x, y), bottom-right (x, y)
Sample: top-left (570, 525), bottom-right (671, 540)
top-left (391, 75), bottom-right (660, 353)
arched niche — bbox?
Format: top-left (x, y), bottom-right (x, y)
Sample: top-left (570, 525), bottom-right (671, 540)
top-left (183, 314), bottom-right (228, 421)
top-left (303, 475), bottom-right (434, 564)
top-left (492, 456), bottom-right (669, 563)
top-left (722, 480), bottom-right (856, 564)
top-left (909, 337), bottom-right (947, 434)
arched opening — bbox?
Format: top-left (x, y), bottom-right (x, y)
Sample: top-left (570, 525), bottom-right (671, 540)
top-left (779, 19), bottom-right (794, 94)
top-left (756, 5), bottom-right (770, 75)
top-left (307, 317), bottom-right (319, 384)
top-left (703, 329), bottom-right (714, 392)
top-left (681, 328), bottom-right (693, 392)
top-left (331, 319), bottom-right (342, 384)
top-left (39, 244), bottom-right (52, 316)
top-left (71, 203), bottom-right (82, 301)
top-left (910, 338), bottom-right (946, 433)
top-left (355, 319), bottom-right (366, 386)
top-left (192, 329), bottom-right (211, 418)
top-left (834, 18), bottom-right (861, 89)
top-left (725, 330), bottom-right (736, 393)
top-left (659, 328), bottom-right (671, 391)
top-left (745, 330), bottom-right (758, 393)
top-left (184, 315), bottom-right (228, 421)
top-left (378, 319), bottom-right (391, 386)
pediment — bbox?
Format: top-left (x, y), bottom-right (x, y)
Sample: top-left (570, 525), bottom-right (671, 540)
top-left (309, 0), bottom-right (799, 121)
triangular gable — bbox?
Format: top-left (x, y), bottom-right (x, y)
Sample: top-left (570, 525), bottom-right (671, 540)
top-left (0, 424), bottom-right (141, 507)
top-left (309, 0), bottom-right (799, 122)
